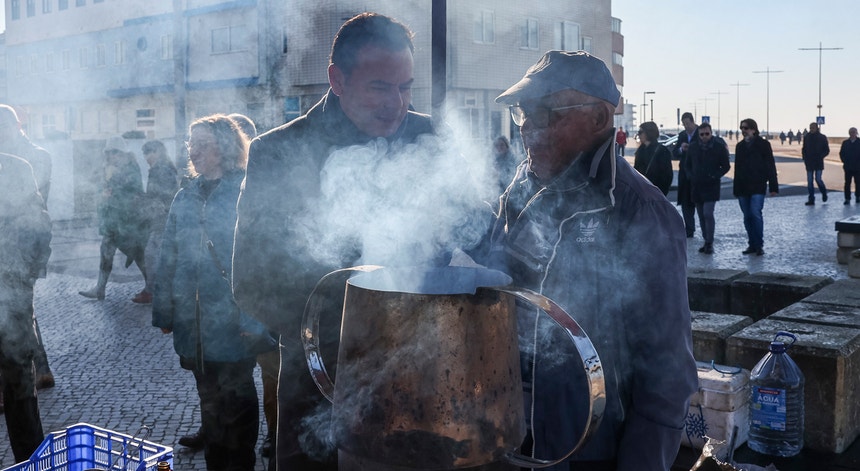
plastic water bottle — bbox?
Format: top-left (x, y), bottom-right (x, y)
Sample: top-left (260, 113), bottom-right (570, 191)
top-left (747, 331), bottom-right (805, 457)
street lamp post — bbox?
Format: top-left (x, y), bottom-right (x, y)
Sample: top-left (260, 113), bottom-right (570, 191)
top-left (730, 81), bottom-right (749, 131)
top-left (710, 90), bottom-right (728, 135)
top-left (753, 66), bottom-right (783, 138)
top-left (642, 91), bottom-right (655, 124)
top-left (799, 42), bottom-right (843, 123)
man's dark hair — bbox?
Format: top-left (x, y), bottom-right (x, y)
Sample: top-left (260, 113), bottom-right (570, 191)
top-left (681, 112), bottom-right (695, 123)
top-left (330, 12), bottom-right (414, 76)
top-left (698, 122), bottom-right (712, 131)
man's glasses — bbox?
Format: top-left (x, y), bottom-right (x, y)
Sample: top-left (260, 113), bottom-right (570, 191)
top-left (509, 102), bottom-right (601, 127)
top-left (699, 132), bottom-right (711, 137)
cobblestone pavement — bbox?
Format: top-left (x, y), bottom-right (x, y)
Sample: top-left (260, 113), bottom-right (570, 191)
top-left (0, 224), bottom-right (270, 470)
top-left (1, 163), bottom-right (858, 469)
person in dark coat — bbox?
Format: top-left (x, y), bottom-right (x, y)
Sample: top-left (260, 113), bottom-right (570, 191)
top-left (734, 118), bottom-right (779, 256)
top-left (153, 115), bottom-right (267, 471)
top-left (801, 122), bottom-right (829, 205)
top-left (133, 139), bottom-right (178, 304)
top-left (232, 13), bottom-right (437, 470)
top-left (839, 127), bottom-right (860, 204)
top-left (633, 121), bottom-right (673, 195)
top-left (687, 122), bottom-right (730, 254)
top-left (79, 136), bottom-right (147, 300)
top-left (676, 111), bottom-right (700, 237)
top-left (0, 152), bottom-right (51, 462)
top-left (485, 50), bottom-right (697, 471)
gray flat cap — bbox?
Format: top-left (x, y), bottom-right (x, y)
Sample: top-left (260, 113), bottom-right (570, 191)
top-left (496, 50), bottom-right (621, 106)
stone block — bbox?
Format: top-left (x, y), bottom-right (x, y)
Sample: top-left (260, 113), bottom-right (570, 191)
top-left (726, 319), bottom-right (860, 453)
top-left (801, 279), bottom-right (860, 308)
top-left (850, 250), bottom-right (860, 279)
top-left (691, 311), bottom-right (754, 363)
top-left (730, 272), bottom-right (833, 321)
top-left (837, 246), bottom-right (854, 265)
top-left (687, 268), bottom-right (749, 314)
top-left (837, 231), bottom-right (860, 248)
top-left (835, 215), bottom-right (860, 233)
top-left (769, 302), bottom-right (860, 329)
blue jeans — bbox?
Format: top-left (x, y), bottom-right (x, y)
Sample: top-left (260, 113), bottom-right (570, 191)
top-left (807, 169), bottom-right (827, 201)
top-left (695, 201), bottom-right (716, 244)
top-left (737, 194), bottom-right (765, 249)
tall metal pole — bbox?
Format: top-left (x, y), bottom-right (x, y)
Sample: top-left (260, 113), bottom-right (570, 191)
top-left (710, 90), bottom-right (728, 135)
top-left (642, 91), bottom-right (654, 124)
top-left (173, 0), bottom-right (186, 159)
top-left (798, 42), bottom-right (843, 121)
top-left (752, 67), bottom-right (783, 138)
top-left (730, 81), bottom-right (749, 131)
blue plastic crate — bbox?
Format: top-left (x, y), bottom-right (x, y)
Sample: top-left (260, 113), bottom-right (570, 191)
top-left (2, 423), bottom-right (173, 471)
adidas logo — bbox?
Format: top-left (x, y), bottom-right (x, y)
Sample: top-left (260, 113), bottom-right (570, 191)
top-left (577, 218), bottom-right (600, 243)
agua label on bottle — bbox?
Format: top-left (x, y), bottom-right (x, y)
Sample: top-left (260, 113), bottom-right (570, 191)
top-left (750, 386), bottom-right (787, 431)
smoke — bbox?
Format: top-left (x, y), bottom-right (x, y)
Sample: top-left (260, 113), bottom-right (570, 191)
top-left (305, 123), bottom-right (497, 269)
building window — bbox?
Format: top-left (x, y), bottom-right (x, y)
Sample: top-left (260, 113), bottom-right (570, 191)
top-left (473, 10), bottom-right (494, 44)
top-left (96, 44), bottom-right (106, 67)
top-left (555, 21), bottom-right (580, 51)
top-left (581, 36), bottom-right (593, 54)
top-left (42, 114), bottom-right (57, 135)
top-left (59, 0), bottom-right (68, 10)
top-left (458, 108), bottom-right (482, 139)
top-left (612, 52), bottom-right (623, 66)
top-left (26, 0), bottom-right (36, 17)
top-left (612, 17), bottom-right (621, 34)
top-left (211, 25), bottom-right (246, 54)
top-left (284, 96), bottom-right (300, 123)
top-left (76, 0), bottom-right (85, 6)
top-left (115, 41), bottom-right (126, 64)
top-left (42, 0), bottom-right (51, 13)
top-left (11, 0), bottom-right (20, 20)
top-left (161, 35), bottom-right (173, 60)
top-left (136, 109), bottom-right (155, 128)
top-left (521, 18), bottom-right (538, 50)
top-left (62, 50), bottom-right (71, 69)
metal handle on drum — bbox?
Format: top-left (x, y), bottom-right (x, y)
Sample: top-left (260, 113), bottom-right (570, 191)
top-left (301, 265), bottom-right (383, 402)
top-left (493, 287), bottom-right (606, 469)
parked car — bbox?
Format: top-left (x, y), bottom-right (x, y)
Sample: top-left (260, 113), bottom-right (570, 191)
top-left (662, 134), bottom-right (679, 157)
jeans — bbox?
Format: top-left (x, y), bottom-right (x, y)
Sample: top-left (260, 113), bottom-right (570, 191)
top-left (695, 201), bottom-right (716, 244)
top-left (681, 201), bottom-right (696, 237)
top-left (807, 169), bottom-right (827, 201)
top-left (737, 194), bottom-right (765, 250)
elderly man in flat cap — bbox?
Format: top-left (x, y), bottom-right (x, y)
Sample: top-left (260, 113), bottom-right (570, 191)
top-left (480, 51), bottom-right (697, 470)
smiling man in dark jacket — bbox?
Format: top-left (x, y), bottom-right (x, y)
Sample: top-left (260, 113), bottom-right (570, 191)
top-left (233, 13), bottom-right (434, 470)
top-left (485, 50), bottom-right (697, 471)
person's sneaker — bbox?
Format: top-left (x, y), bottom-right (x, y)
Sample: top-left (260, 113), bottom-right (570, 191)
top-left (79, 287), bottom-right (105, 300)
top-left (703, 244), bottom-right (714, 254)
top-left (805, 200), bottom-right (815, 206)
top-left (698, 245), bottom-right (706, 253)
top-left (846, 200), bottom-right (851, 205)
top-left (36, 373), bottom-right (55, 390)
top-left (823, 192), bottom-right (829, 202)
top-left (742, 247), bottom-right (756, 255)
top-left (131, 290), bottom-right (152, 304)
top-left (756, 248), bottom-right (765, 256)
top-left (178, 432), bottom-right (204, 450)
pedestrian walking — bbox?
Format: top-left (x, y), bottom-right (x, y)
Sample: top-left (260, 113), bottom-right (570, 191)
top-left (687, 122), bottom-right (730, 254)
top-left (840, 127), bottom-right (860, 204)
top-left (779, 131), bottom-right (786, 145)
top-left (801, 122), bottom-right (829, 205)
top-left (734, 118), bottom-right (779, 256)
top-left (787, 130), bottom-right (795, 145)
top-left (676, 112), bottom-right (700, 237)
top-left (634, 121), bottom-right (673, 195)
top-left (615, 127), bottom-right (627, 157)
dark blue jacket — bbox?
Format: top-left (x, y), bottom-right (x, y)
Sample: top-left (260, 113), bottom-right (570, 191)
top-left (484, 132), bottom-right (697, 470)
top-left (734, 137), bottom-right (779, 197)
top-left (802, 131), bottom-right (830, 171)
top-left (840, 138), bottom-right (860, 172)
top-left (152, 169), bottom-right (266, 362)
top-left (687, 137), bottom-right (731, 203)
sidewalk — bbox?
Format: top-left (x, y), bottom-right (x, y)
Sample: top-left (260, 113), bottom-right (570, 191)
top-left (1, 169), bottom-right (858, 469)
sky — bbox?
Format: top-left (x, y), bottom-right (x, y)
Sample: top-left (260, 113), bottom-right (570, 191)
top-left (612, 0), bottom-right (859, 137)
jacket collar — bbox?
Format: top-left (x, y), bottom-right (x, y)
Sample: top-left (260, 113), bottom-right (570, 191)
top-left (308, 89), bottom-right (415, 147)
